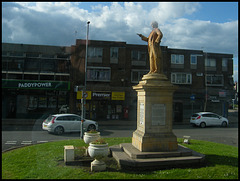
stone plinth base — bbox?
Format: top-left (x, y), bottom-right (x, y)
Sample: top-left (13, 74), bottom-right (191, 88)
top-left (132, 130), bottom-right (178, 152)
top-left (110, 143), bottom-right (205, 170)
top-left (132, 73), bottom-right (178, 152)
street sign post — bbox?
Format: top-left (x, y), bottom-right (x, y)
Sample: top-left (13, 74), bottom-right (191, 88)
top-left (190, 95), bottom-right (195, 115)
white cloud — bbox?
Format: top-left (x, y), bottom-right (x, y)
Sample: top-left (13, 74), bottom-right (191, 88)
top-left (149, 2), bottom-right (200, 25)
top-left (162, 18), bottom-right (238, 55)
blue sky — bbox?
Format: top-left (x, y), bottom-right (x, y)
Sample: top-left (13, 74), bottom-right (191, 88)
top-left (186, 2), bottom-right (238, 22)
top-left (2, 2), bottom-right (238, 82)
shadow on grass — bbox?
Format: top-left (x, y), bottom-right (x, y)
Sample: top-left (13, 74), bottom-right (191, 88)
top-left (205, 154), bottom-right (238, 167)
top-left (60, 147), bottom-right (238, 174)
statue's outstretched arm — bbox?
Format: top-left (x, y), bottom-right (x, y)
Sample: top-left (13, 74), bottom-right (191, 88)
top-left (137, 33), bottom-right (148, 42)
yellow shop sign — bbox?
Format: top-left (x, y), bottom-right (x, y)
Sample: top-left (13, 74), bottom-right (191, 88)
top-left (112, 92), bottom-right (125, 100)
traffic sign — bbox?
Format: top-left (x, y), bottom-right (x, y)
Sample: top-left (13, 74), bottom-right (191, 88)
top-left (82, 91), bottom-right (88, 98)
top-left (190, 95), bottom-right (195, 101)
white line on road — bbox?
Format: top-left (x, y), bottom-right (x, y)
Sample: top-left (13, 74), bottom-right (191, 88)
top-left (37, 141), bottom-right (48, 143)
top-left (21, 141), bottom-right (32, 145)
top-left (5, 141), bottom-right (17, 145)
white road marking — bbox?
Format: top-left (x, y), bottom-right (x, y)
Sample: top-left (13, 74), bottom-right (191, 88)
top-left (37, 141), bottom-right (48, 143)
top-left (5, 141), bottom-right (17, 145)
top-left (21, 141), bottom-right (32, 145)
top-left (5, 140), bottom-right (49, 145)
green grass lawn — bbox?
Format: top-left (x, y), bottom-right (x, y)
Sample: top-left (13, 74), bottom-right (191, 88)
top-left (2, 137), bottom-right (238, 179)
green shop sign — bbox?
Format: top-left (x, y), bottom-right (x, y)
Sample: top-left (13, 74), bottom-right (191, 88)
top-left (2, 79), bottom-right (70, 90)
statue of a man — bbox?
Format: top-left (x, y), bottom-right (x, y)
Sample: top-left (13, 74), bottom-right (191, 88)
top-left (137, 21), bottom-right (163, 74)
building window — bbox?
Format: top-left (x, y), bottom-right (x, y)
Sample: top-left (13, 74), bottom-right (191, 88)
top-left (131, 50), bottom-right (147, 66)
top-left (190, 55), bottom-right (198, 64)
top-left (131, 70), bottom-right (148, 83)
top-left (171, 54), bottom-right (184, 64)
top-left (26, 52), bottom-right (39, 58)
top-left (40, 59), bottom-right (56, 73)
top-left (88, 47), bottom-right (103, 58)
top-left (171, 73), bottom-right (192, 84)
top-left (110, 47), bottom-right (119, 64)
top-left (10, 52), bottom-right (25, 57)
top-left (25, 59), bottom-right (40, 72)
top-left (88, 47), bottom-right (103, 63)
top-left (205, 58), bottom-right (216, 71)
top-left (131, 50), bottom-right (146, 61)
top-left (5, 58), bottom-right (24, 72)
top-left (206, 74), bottom-right (223, 86)
top-left (24, 74), bottom-right (39, 80)
top-left (205, 58), bottom-right (216, 67)
top-left (190, 54), bottom-right (202, 69)
top-left (87, 67), bottom-right (111, 82)
top-left (222, 58), bottom-right (228, 71)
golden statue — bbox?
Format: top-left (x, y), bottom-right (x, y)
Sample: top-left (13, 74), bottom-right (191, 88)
top-left (137, 21), bottom-right (163, 74)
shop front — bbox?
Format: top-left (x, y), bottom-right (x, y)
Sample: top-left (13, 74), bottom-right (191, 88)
top-left (2, 79), bottom-right (70, 119)
top-left (77, 91), bottom-right (125, 120)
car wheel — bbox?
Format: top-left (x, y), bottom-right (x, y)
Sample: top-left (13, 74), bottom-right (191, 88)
top-left (221, 121), bottom-right (227, 127)
top-left (200, 122), bottom-right (206, 128)
top-left (54, 126), bottom-right (64, 135)
top-left (87, 124), bottom-right (96, 131)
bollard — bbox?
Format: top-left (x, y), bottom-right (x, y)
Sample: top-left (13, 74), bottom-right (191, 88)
top-left (64, 145), bottom-right (75, 163)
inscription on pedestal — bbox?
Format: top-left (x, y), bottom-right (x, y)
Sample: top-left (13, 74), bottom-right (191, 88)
top-left (139, 103), bottom-right (144, 125)
top-left (152, 104), bottom-right (166, 126)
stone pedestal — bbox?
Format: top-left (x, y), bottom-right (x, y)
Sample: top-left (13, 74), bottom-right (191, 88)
top-left (132, 73), bottom-right (178, 152)
top-left (91, 160), bottom-right (106, 172)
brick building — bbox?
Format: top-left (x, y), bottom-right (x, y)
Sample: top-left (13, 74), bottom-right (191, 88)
top-left (70, 39), bottom-right (234, 123)
top-left (2, 41), bottom-right (235, 124)
top-left (2, 43), bottom-right (71, 119)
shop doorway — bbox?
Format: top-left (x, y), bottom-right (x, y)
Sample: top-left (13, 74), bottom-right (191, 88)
top-left (7, 97), bottom-right (17, 118)
top-left (89, 101), bottom-right (109, 120)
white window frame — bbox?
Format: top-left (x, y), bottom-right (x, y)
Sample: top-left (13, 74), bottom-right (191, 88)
top-left (87, 66), bottom-right (111, 82)
top-left (88, 47), bottom-right (103, 58)
top-left (131, 69), bottom-right (148, 83)
top-left (205, 58), bottom-right (216, 67)
top-left (131, 50), bottom-right (147, 61)
top-left (222, 58), bottom-right (228, 67)
top-left (171, 54), bottom-right (184, 64)
top-left (110, 47), bottom-right (119, 59)
top-left (171, 73), bottom-right (192, 84)
top-left (205, 74), bottom-right (223, 86)
top-left (190, 54), bottom-right (202, 65)
top-left (190, 55), bottom-right (197, 65)
top-left (110, 47), bottom-right (119, 64)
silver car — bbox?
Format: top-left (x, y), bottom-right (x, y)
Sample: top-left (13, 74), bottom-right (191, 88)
top-left (190, 112), bottom-right (228, 128)
top-left (42, 114), bottom-right (98, 135)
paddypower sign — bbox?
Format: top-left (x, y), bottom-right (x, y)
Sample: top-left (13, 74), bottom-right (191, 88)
top-left (2, 80), bottom-right (70, 90)
top-left (18, 82), bottom-right (52, 88)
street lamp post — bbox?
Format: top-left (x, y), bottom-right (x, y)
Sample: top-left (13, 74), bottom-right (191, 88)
top-left (204, 51), bottom-right (208, 112)
top-left (202, 47), bottom-right (208, 112)
top-left (80, 21), bottom-right (90, 139)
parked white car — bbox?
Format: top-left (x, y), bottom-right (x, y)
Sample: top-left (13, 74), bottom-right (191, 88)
top-left (190, 112), bottom-right (228, 128)
top-left (42, 114), bottom-right (98, 135)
